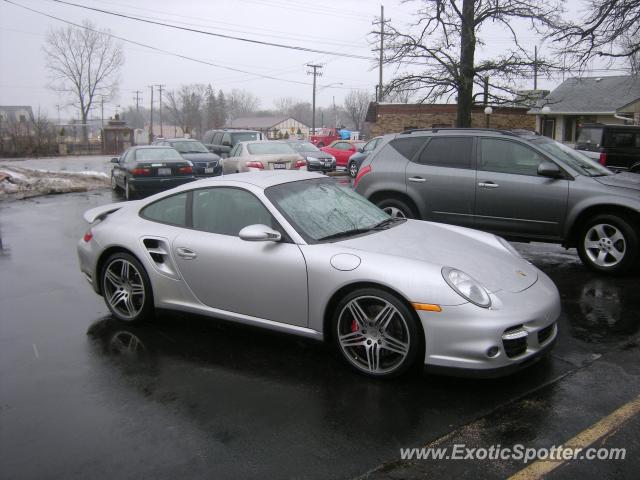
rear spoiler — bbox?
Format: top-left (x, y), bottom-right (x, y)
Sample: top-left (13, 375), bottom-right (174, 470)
top-left (83, 202), bottom-right (126, 223)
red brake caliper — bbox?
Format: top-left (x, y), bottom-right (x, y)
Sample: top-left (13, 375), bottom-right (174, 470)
top-left (351, 319), bottom-right (358, 332)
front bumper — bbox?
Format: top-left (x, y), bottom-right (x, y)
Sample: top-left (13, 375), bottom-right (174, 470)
top-left (418, 273), bottom-right (561, 376)
top-left (192, 163), bottom-right (223, 177)
top-left (307, 159), bottom-right (336, 172)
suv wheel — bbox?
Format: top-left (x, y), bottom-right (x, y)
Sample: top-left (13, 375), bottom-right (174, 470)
top-left (376, 198), bottom-right (417, 219)
top-left (348, 161), bottom-right (358, 178)
top-left (577, 214), bottom-right (639, 275)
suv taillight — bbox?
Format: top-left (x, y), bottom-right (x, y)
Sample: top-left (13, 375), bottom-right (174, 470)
top-left (598, 152), bottom-right (607, 166)
top-left (246, 161), bottom-right (264, 169)
top-left (353, 165), bottom-right (372, 188)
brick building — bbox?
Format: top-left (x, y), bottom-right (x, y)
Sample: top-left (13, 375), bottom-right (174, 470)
top-left (364, 103), bottom-right (535, 137)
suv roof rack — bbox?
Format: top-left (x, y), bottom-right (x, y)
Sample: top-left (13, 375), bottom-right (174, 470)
top-left (400, 128), bottom-right (520, 136)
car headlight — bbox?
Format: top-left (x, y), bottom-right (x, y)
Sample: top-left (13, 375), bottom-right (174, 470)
top-left (442, 267), bottom-right (491, 308)
top-left (496, 236), bottom-right (522, 258)
top-left (305, 156), bottom-right (316, 162)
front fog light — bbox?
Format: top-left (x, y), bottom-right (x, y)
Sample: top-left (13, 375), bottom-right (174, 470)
top-left (442, 267), bottom-right (491, 308)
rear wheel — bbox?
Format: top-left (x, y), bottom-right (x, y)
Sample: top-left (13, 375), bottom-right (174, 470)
top-left (376, 198), bottom-right (417, 219)
top-left (101, 252), bottom-right (154, 323)
top-left (348, 161), bottom-right (358, 178)
top-left (125, 179), bottom-right (136, 200)
top-left (577, 214), bottom-right (639, 275)
top-left (332, 288), bottom-right (422, 378)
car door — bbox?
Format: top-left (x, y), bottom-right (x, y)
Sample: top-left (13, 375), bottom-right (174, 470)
top-left (113, 149), bottom-right (130, 188)
top-left (604, 129), bottom-right (640, 171)
top-left (332, 142), bottom-right (354, 166)
top-left (404, 136), bottom-right (477, 227)
top-left (173, 187), bottom-right (309, 327)
top-left (474, 137), bottom-right (569, 239)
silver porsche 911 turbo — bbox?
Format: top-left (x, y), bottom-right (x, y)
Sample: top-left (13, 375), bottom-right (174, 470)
top-left (78, 171), bottom-right (560, 378)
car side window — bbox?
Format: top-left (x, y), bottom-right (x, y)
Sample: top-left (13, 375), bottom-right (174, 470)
top-left (212, 132), bottom-right (223, 145)
top-left (609, 131), bottom-right (637, 148)
top-left (221, 133), bottom-right (232, 146)
top-left (229, 144), bottom-right (241, 157)
top-left (416, 137), bottom-right (473, 169)
top-left (388, 137), bottom-right (428, 161)
top-left (479, 138), bottom-right (547, 176)
top-left (119, 150), bottom-right (130, 163)
top-left (363, 139), bottom-right (378, 151)
top-left (141, 192), bottom-right (188, 226)
top-left (192, 188), bottom-right (274, 236)
top-left (333, 142), bottom-right (348, 150)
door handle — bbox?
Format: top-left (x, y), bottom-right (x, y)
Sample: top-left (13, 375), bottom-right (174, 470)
top-left (176, 247), bottom-right (197, 259)
top-left (478, 182), bottom-right (499, 189)
top-left (408, 176), bottom-right (426, 183)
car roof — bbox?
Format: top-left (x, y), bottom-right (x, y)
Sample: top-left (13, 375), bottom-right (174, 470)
top-left (239, 140), bottom-right (288, 145)
top-left (188, 171), bottom-right (326, 189)
top-left (131, 145), bottom-right (174, 150)
top-left (164, 138), bottom-right (199, 141)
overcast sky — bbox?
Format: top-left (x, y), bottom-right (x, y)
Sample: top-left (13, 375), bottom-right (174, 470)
top-left (0, 0), bottom-right (631, 121)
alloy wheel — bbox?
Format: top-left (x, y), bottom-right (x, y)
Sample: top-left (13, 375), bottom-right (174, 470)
top-left (382, 206), bottom-right (407, 218)
top-left (103, 258), bottom-right (146, 320)
top-left (349, 162), bottom-right (358, 178)
top-left (583, 223), bottom-right (626, 268)
top-left (336, 295), bottom-right (411, 375)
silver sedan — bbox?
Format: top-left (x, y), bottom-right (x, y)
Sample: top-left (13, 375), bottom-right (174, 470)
top-left (77, 171), bottom-right (560, 378)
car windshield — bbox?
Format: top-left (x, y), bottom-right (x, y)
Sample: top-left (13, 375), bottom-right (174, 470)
top-left (169, 140), bottom-right (209, 153)
top-left (231, 132), bottom-right (259, 143)
top-left (531, 137), bottom-right (612, 177)
top-left (247, 142), bottom-right (296, 155)
top-left (265, 179), bottom-right (392, 242)
top-left (136, 148), bottom-right (183, 161)
top-left (289, 141), bottom-right (320, 153)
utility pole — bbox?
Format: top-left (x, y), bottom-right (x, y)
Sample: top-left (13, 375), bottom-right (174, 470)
top-left (306, 64), bottom-right (323, 135)
top-left (55, 104), bottom-right (61, 126)
top-left (133, 90), bottom-right (142, 129)
top-left (155, 84), bottom-right (165, 137)
top-left (534, 46), bottom-right (538, 90)
top-left (149, 85), bottom-right (154, 144)
top-left (372, 5), bottom-right (390, 102)
top-left (100, 96), bottom-right (105, 129)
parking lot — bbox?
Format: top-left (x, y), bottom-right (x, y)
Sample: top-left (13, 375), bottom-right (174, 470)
top-left (0, 161), bottom-right (639, 479)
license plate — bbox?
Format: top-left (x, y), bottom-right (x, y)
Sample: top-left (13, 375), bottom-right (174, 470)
top-left (158, 168), bottom-right (171, 175)
top-left (204, 167), bottom-right (214, 174)
top-left (273, 163), bottom-right (286, 170)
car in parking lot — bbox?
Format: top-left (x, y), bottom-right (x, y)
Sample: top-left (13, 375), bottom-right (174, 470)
top-left (347, 136), bottom-right (382, 178)
top-left (224, 140), bottom-right (305, 173)
top-left (320, 140), bottom-right (365, 169)
top-left (79, 171), bottom-right (559, 378)
top-left (110, 146), bottom-right (196, 200)
top-left (201, 129), bottom-right (263, 157)
top-left (152, 138), bottom-right (222, 177)
top-left (286, 140), bottom-right (336, 173)
top-left (575, 124), bottom-right (640, 173)
top-left (355, 128), bottom-right (640, 275)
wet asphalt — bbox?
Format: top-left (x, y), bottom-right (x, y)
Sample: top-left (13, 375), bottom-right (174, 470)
top-left (0, 188), bottom-right (639, 480)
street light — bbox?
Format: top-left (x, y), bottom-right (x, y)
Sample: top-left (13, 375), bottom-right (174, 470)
top-left (484, 106), bottom-right (493, 128)
top-left (540, 105), bottom-right (550, 136)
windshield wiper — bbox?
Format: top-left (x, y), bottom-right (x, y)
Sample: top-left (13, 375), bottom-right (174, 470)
top-left (317, 228), bottom-right (373, 241)
top-left (371, 217), bottom-right (406, 230)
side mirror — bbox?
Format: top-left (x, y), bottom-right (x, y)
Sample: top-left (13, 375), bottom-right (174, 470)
top-left (111, 157), bottom-right (119, 164)
top-left (239, 224), bottom-right (282, 242)
top-left (538, 161), bottom-right (562, 178)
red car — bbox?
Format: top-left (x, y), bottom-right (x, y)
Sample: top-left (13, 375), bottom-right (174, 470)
top-left (320, 140), bottom-right (365, 168)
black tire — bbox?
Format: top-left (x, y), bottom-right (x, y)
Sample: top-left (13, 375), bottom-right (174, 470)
top-left (348, 161), bottom-right (358, 178)
top-left (331, 288), bottom-right (423, 378)
top-left (376, 197), bottom-right (418, 219)
top-left (576, 214), bottom-right (639, 275)
top-left (124, 179), bottom-right (136, 200)
top-left (101, 252), bottom-right (154, 323)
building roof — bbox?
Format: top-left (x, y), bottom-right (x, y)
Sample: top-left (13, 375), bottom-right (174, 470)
top-left (0, 106), bottom-right (35, 123)
top-left (528, 75), bottom-right (640, 115)
top-left (226, 115), bottom-right (309, 129)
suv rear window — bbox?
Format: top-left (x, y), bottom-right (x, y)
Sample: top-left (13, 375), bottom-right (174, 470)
top-left (416, 137), bottom-right (473, 169)
top-left (577, 128), bottom-right (603, 147)
top-left (388, 137), bottom-right (427, 161)
top-left (607, 131), bottom-right (640, 148)
top-left (231, 132), bottom-right (260, 143)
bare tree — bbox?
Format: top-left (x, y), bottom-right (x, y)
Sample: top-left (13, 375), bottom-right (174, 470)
top-left (166, 84), bottom-right (206, 136)
top-left (227, 89), bottom-right (260, 120)
top-left (344, 90), bottom-right (372, 132)
top-left (43, 20), bottom-right (124, 143)
top-left (552, 0), bottom-right (640, 70)
top-left (273, 97), bottom-right (299, 115)
top-left (383, 0), bottom-right (562, 127)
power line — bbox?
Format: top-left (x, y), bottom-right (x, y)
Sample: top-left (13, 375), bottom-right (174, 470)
top-left (44, 0), bottom-right (372, 60)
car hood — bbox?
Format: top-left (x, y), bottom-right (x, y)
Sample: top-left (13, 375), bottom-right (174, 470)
top-left (339, 220), bottom-right (538, 293)
top-left (593, 172), bottom-right (640, 192)
top-left (180, 152), bottom-right (220, 162)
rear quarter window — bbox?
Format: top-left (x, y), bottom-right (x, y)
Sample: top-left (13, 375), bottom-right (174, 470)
top-left (388, 137), bottom-right (428, 161)
top-left (141, 192), bottom-right (188, 226)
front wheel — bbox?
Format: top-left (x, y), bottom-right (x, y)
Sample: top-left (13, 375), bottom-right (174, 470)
top-left (101, 252), bottom-right (154, 323)
top-left (332, 288), bottom-right (422, 378)
top-left (348, 161), bottom-right (358, 178)
top-left (376, 198), bottom-right (417, 219)
top-left (111, 174), bottom-right (119, 191)
top-left (576, 214), bottom-right (639, 275)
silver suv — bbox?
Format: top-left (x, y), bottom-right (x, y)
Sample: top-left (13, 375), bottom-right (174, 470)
top-left (354, 128), bottom-right (640, 275)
